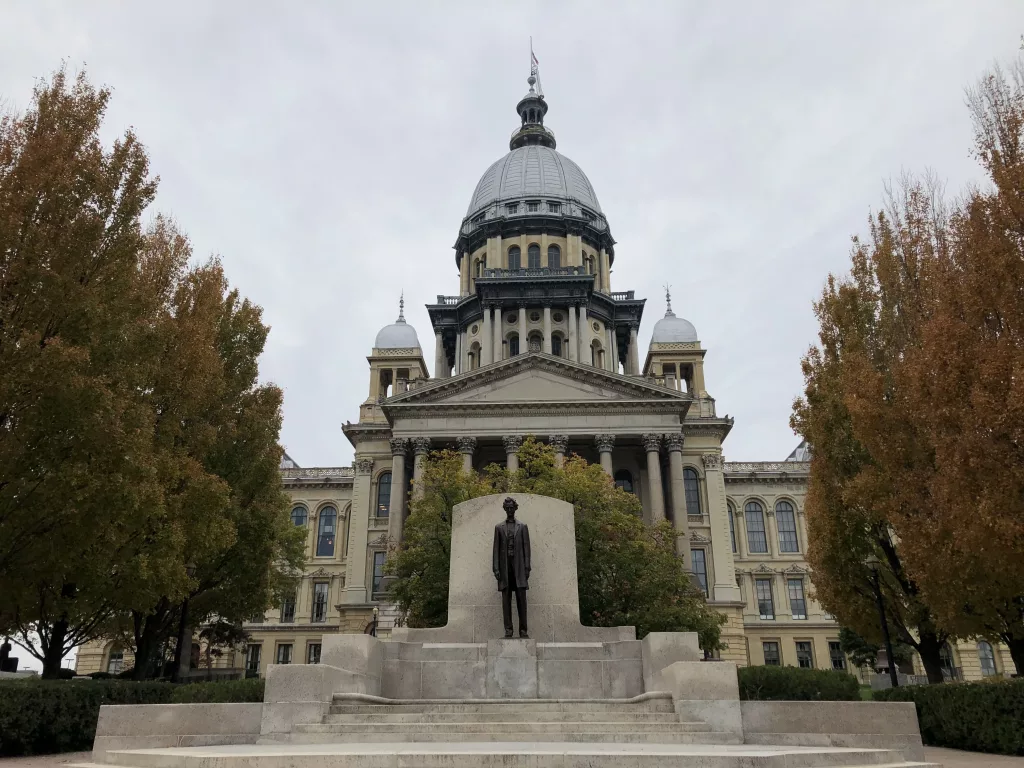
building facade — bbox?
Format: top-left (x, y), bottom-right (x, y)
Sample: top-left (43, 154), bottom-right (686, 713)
top-left (76, 70), bottom-right (1014, 682)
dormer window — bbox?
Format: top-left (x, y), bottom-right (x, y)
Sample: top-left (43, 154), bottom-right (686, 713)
top-left (547, 202), bottom-right (561, 214)
top-left (506, 203), bottom-right (519, 215)
top-left (526, 201), bottom-right (539, 213)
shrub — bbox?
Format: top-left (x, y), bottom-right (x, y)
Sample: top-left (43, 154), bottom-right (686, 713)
top-left (874, 679), bottom-right (1024, 755)
top-left (738, 664), bottom-right (860, 701)
top-left (0, 679), bottom-right (173, 756)
top-left (170, 678), bottom-right (264, 703)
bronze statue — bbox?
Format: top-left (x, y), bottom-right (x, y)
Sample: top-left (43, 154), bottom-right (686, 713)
top-left (492, 496), bottom-right (531, 638)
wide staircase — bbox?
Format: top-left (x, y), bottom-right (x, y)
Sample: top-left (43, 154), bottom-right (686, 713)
top-left (268, 691), bottom-right (739, 744)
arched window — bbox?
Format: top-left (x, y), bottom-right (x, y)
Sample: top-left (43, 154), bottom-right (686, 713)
top-left (528, 333), bottom-right (542, 353)
top-left (469, 342), bottom-right (480, 370)
top-left (290, 506), bottom-right (307, 527)
top-left (591, 340), bottom-right (602, 367)
top-left (744, 501), bottom-right (768, 553)
top-left (683, 469), bottom-right (702, 517)
top-left (548, 244), bottom-right (561, 268)
top-left (614, 469), bottom-right (634, 494)
top-left (509, 334), bottom-right (520, 356)
top-left (106, 645), bottom-right (124, 674)
top-left (316, 506), bottom-right (337, 557)
top-left (508, 246), bottom-right (521, 270)
top-left (728, 506), bottom-right (737, 553)
top-left (939, 643), bottom-right (957, 680)
top-left (776, 501), bottom-right (799, 552)
top-left (475, 259), bottom-right (483, 278)
top-left (376, 473), bottom-right (392, 518)
top-left (528, 243), bottom-right (541, 269)
top-left (551, 334), bottom-right (562, 357)
top-left (977, 641), bottom-right (997, 676)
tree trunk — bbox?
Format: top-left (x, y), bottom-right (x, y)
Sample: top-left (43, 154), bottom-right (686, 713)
top-left (132, 602), bottom-right (171, 680)
top-left (39, 619), bottom-right (68, 679)
top-left (1001, 631), bottom-right (1024, 676)
top-left (916, 631), bottom-right (946, 684)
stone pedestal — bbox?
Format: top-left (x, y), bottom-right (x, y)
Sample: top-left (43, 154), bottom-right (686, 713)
top-left (486, 639), bottom-right (538, 699)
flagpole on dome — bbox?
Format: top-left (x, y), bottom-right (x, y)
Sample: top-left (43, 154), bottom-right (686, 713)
top-left (530, 38), bottom-right (543, 98)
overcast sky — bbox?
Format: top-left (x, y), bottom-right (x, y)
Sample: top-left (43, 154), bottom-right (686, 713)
top-left (3, 1), bottom-right (1022, 469)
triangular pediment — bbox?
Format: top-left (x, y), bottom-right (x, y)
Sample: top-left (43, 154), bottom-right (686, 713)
top-left (385, 353), bottom-right (690, 408)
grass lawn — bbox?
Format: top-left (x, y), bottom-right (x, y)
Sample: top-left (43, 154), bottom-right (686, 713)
top-left (859, 685), bottom-right (873, 700)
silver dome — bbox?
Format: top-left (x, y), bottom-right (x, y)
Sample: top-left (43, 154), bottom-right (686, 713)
top-left (650, 290), bottom-right (698, 345)
top-left (374, 296), bottom-right (421, 349)
top-left (466, 145), bottom-right (602, 218)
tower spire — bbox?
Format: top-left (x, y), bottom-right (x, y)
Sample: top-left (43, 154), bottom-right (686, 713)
top-left (510, 41), bottom-right (555, 151)
top-left (397, 291), bottom-right (406, 323)
top-left (664, 284), bottom-right (675, 317)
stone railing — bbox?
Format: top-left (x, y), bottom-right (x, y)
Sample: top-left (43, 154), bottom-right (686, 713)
top-left (724, 462), bottom-right (810, 474)
top-left (609, 291), bottom-right (635, 301)
top-left (434, 295), bottom-right (460, 305)
top-left (279, 467), bottom-right (354, 480)
top-left (482, 266), bottom-right (592, 279)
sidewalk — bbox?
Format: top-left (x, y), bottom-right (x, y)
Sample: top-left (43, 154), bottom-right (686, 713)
top-left (926, 748), bottom-right (1024, 768)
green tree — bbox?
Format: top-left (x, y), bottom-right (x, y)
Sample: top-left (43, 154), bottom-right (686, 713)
top-left (387, 438), bottom-right (725, 649)
top-left (839, 627), bottom-right (912, 671)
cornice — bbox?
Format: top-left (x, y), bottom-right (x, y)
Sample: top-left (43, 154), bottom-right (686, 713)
top-left (724, 461), bottom-right (809, 484)
top-left (386, 400), bottom-right (691, 418)
top-left (280, 467), bottom-right (354, 487)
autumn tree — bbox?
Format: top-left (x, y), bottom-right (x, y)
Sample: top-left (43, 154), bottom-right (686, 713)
top-left (388, 438), bottom-right (725, 649)
top-left (0, 68), bottom-right (302, 677)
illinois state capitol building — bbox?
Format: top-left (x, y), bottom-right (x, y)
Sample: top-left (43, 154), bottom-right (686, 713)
top-left (76, 71), bottom-right (1014, 683)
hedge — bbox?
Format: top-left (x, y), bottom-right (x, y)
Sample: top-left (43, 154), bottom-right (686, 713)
top-left (874, 678), bottom-right (1024, 755)
top-left (0, 677), bottom-right (266, 757)
top-left (738, 664), bottom-right (860, 701)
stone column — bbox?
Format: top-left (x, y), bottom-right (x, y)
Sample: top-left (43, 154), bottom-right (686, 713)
top-left (493, 305), bottom-right (503, 362)
top-left (628, 323), bottom-right (640, 375)
top-left (455, 331), bottom-right (463, 375)
top-left (342, 457), bottom-right (375, 604)
top-left (503, 435), bottom-right (523, 472)
top-left (703, 452), bottom-right (741, 602)
top-left (642, 433), bottom-right (665, 524)
top-left (594, 434), bottom-right (615, 476)
top-left (579, 304), bottom-right (590, 364)
top-left (607, 327), bottom-right (617, 372)
top-left (567, 304), bottom-right (578, 362)
top-left (411, 437), bottom-right (431, 501)
top-left (549, 434), bottom-right (568, 468)
top-left (543, 305), bottom-right (552, 354)
top-left (457, 436), bottom-right (476, 474)
top-left (482, 304), bottom-right (493, 365)
top-left (665, 434), bottom-right (690, 570)
top-left (387, 438), bottom-right (409, 545)
top-left (518, 304), bottom-right (528, 355)
top-left (434, 331), bottom-right (446, 379)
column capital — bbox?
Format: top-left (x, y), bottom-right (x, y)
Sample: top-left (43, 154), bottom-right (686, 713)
top-left (664, 433), bottom-right (685, 452)
top-left (518, 300), bottom-right (528, 309)
top-left (701, 452), bottom-right (722, 471)
top-left (594, 433), bottom-right (615, 452)
top-left (389, 437), bottom-right (409, 456)
top-left (411, 437), bottom-right (432, 456)
top-left (502, 434), bottom-right (523, 454)
top-left (456, 436), bottom-right (477, 455)
top-left (548, 434), bottom-right (569, 453)
top-left (355, 457), bottom-right (375, 474)
top-left (628, 320), bottom-right (640, 331)
top-left (641, 433), bottom-right (662, 453)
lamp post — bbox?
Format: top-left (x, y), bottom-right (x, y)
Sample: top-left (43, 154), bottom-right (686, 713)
top-left (866, 554), bottom-right (899, 688)
top-left (171, 563), bottom-right (197, 683)
top-left (371, 606), bottom-right (379, 638)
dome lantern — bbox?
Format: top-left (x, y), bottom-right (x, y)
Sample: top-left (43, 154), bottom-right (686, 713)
top-left (374, 293), bottom-right (422, 350)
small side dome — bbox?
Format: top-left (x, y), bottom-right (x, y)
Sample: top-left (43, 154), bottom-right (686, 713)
top-left (374, 295), bottom-right (421, 349)
top-left (649, 288), bottom-right (698, 346)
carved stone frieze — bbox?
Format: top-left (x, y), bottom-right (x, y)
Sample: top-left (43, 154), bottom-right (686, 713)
top-left (641, 433), bottom-right (662, 453)
top-left (754, 563), bottom-right (775, 574)
top-left (355, 457), bottom-right (375, 474)
top-left (548, 434), bottom-right (569, 453)
top-left (593, 433), bottom-right (615, 452)
top-left (701, 453), bottom-right (722, 470)
top-left (456, 436), bottom-right (477, 455)
top-left (280, 467), bottom-right (355, 479)
top-left (689, 532), bottom-right (710, 543)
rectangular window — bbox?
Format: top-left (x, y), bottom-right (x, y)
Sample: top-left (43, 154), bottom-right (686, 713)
top-left (307, 643), bottom-right (321, 665)
top-left (691, 549), bottom-right (708, 597)
top-left (828, 641), bottom-right (846, 671)
top-left (526, 201), bottom-right (539, 212)
top-left (372, 551), bottom-right (387, 595)
top-left (547, 201), bottom-right (560, 213)
top-left (280, 592), bottom-right (295, 623)
top-left (795, 641), bottom-right (814, 669)
top-left (729, 510), bottom-right (737, 553)
top-left (745, 507), bottom-right (768, 553)
top-left (276, 643), bottom-right (292, 665)
top-left (787, 579), bottom-right (807, 620)
top-left (763, 641), bottom-right (781, 666)
top-left (245, 644), bottom-right (261, 673)
top-left (311, 582), bottom-right (329, 623)
top-left (505, 203), bottom-right (518, 215)
top-left (755, 578), bottom-right (775, 620)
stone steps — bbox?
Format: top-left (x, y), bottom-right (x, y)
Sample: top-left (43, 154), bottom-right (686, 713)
top-left (296, 720), bottom-right (714, 734)
top-left (81, 746), bottom-right (941, 768)
top-left (323, 710), bottom-right (683, 723)
top-left (266, 730), bottom-right (741, 745)
top-left (328, 692), bottom-right (676, 715)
